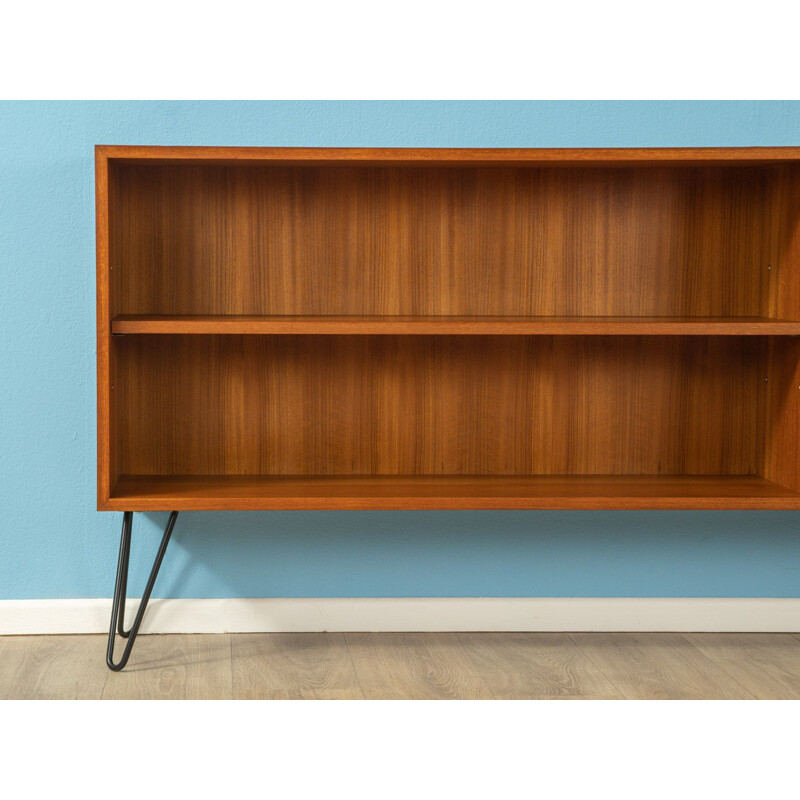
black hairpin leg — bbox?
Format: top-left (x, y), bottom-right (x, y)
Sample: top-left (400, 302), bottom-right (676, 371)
top-left (107, 511), bottom-right (179, 671)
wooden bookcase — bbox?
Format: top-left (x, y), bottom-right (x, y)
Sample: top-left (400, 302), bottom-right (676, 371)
top-left (96, 145), bottom-right (800, 512)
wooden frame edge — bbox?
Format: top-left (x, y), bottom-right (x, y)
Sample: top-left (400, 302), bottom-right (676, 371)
top-left (95, 146), bottom-right (111, 510)
top-left (93, 145), bottom-right (800, 165)
top-left (95, 145), bottom-right (800, 513)
top-left (102, 499), bottom-right (800, 511)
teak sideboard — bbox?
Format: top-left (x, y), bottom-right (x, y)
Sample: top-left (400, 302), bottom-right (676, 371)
top-left (97, 145), bottom-right (800, 668)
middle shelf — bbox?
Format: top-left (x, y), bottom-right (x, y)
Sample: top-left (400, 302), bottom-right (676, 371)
top-left (111, 315), bottom-right (800, 336)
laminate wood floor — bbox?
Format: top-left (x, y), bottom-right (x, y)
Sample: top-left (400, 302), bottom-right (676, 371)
top-left (1, 633), bottom-right (799, 700)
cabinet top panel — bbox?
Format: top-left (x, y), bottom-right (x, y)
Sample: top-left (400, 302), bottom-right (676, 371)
top-left (95, 145), bottom-right (800, 167)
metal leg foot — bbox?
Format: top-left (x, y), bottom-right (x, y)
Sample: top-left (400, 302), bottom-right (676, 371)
top-left (106, 511), bottom-right (178, 671)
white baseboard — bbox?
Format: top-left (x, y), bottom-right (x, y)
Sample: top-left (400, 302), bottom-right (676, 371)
top-left (0, 598), bottom-right (798, 635)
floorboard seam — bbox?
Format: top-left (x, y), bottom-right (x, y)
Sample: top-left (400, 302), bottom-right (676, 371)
top-left (341, 633), bottom-right (368, 701)
top-left (674, 633), bottom-right (759, 700)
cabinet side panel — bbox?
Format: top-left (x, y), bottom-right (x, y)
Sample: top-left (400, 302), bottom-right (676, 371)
top-left (95, 151), bottom-right (112, 507)
top-left (765, 165), bottom-right (800, 320)
top-left (763, 339), bottom-right (800, 492)
top-left (761, 168), bottom-right (800, 491)
top-left (96, 154), bottom-right (123, 507)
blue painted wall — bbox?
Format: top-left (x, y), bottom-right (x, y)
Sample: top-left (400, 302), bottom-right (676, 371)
top-left (2, 101), bottom-right (800, 600)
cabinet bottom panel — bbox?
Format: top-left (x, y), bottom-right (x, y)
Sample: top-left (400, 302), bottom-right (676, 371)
top-left (105, 474), bottom-right (800, 510)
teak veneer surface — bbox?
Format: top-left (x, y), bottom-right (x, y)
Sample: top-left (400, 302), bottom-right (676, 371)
top-left (113, 163), bottom-right (772, 317)
top-left (116, 335), bottom-right (764, 478)
top-left (112, 314), bottom-right (800, 336)
top-left (97, 145), bottom-right (800, 166)
top-left (96, 147), bottom-right (800, 510)
top-left (109, 475), bottom-right (800, 510)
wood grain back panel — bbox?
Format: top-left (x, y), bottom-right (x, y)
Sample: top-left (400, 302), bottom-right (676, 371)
top-left (115, 335), bottom-right (764, 477)
top-left (115, 164), bottom-right (769, 318)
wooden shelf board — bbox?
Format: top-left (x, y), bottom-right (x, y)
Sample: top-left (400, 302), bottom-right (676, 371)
top-left (111, 315), bottom-right (800, 336)
top-left (106, 475), bottom-right (800, 511)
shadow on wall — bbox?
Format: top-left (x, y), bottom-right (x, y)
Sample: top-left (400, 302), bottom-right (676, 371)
top-left (122, 510), bottom-right (800, 599)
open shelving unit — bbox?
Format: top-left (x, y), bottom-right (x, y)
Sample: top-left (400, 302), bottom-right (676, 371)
top-left (97, 146), bottom-right (800, 512)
